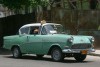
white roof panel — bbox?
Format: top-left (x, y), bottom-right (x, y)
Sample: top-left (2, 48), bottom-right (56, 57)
top-left (21, 23), bottom-right (61, 28)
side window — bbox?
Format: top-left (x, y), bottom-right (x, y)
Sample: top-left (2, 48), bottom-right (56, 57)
top-left (20, 27), bottom-right (29, 34)
top-left (30, 26), bottom-right (39, 35)
top-left (41, 26), bottom-right (47, 35)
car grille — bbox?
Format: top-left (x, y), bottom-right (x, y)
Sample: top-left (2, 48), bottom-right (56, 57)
top-left (71, 44), bottom-right (92, 49)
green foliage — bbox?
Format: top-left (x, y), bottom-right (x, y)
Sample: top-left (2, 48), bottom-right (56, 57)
top-left (1, 0), bottom-right (31, 9)
top-left (1, 0), bottom-right (49, 10)
top-left (0, 0), bottom-right (3, 4)
top-left (31, 0), bottom-right (49, 8)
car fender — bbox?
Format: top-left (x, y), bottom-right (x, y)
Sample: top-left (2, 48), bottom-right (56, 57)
top-left (47, 43), bottom-right (62, 55)
top-left (11, 44), bottom-right (21, 51)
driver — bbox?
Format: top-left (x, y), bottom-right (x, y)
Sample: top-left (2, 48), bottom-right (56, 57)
top-left (34, 28), bottom-right (39, 34)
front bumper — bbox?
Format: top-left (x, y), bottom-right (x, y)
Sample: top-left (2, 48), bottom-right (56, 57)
top-left (62, 48), bottom-right (95, 54)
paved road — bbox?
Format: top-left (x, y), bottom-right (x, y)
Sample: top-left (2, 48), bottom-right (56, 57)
top-left (0, 55), bottom-right (100, 67)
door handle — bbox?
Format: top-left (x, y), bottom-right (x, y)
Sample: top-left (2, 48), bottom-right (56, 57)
top-left (27, 36), bottom-right (29, 42)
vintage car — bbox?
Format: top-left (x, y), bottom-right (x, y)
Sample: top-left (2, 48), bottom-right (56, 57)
top-left (3, 22), bottom-right (95, 62)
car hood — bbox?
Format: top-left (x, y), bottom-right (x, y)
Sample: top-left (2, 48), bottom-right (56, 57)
top-left (71, 35), bottom-right (91, 44)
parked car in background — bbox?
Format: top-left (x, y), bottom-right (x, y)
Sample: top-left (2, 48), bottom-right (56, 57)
top-left (3, 21), bottom-right (95, 62)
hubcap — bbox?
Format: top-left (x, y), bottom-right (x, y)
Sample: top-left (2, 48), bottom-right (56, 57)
top-left (52, 49), bottom-right (61, 60)
top-left (13, 48), bottom-right (19, 57)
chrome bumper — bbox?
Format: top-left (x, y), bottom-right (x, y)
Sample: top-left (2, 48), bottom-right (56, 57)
top-left (62, 48), bottom-right (95, 54)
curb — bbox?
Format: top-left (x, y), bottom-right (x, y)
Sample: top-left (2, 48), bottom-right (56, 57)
top-left (88, 53), bottom-right (100, 57)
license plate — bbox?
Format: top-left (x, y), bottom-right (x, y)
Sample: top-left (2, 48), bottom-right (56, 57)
top-left (81, 50), bottom-right (87, 54)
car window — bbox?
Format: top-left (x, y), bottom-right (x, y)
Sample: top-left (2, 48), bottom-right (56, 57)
top-left (41, 26), bottom-right (47, 35)
top-left (20, 27), bottom-right (30, 34)
top-left (41, 24), bottom-right (65, 34)
top-left (30, 26), bottom-right (39, 35)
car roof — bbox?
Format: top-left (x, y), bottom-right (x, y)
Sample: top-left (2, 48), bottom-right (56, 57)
top-left (20, 23), bottom-right (61, 28)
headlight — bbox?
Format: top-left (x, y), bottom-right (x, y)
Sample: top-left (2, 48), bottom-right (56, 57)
top-left (90, 37), bottom-right (95, 42)
top-left (68, 37), bottom-right (73, 43)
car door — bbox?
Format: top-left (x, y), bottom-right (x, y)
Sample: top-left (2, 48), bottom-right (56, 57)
top-left (26, 26), bottom-right (43, 54)
top-left (40, 25), bottom-right (52, 54)
top-left (18, 27), bottom-right (30, 53)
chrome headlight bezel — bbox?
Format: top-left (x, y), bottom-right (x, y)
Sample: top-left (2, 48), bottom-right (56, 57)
top-left (68, 37), bottom-right (74, 43)
top-left (90, 37), bottom-right (95, 43)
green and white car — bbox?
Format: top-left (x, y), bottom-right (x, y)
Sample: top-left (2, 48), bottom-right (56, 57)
top-left (3, 22), bottom-right (95, 62)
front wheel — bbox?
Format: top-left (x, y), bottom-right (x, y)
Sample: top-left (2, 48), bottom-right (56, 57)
top-left (74, 54), bottom-right (87, 62)
top-left (51, 47), bottom-right (64, 62)
top-left (12, 47), bottom-right (22, 58)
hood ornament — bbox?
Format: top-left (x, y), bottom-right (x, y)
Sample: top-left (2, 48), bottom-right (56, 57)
top-left (80, 39), bottom-right (83, 42)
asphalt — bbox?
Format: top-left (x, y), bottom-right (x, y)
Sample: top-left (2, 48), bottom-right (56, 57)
top-left (0, 48), bottom-right (100, 57)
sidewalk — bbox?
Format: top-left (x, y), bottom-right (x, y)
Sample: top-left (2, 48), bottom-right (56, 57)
top-left (89, 50), bottom-right (100, 57)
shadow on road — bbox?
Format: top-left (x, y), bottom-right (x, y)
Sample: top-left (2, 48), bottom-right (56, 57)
top-left (0, 48), bottom-right (11, 55)
top-left (3, 55), bottom-right (93, 63)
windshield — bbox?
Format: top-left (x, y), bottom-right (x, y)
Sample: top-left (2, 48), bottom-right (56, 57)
top-left (42, 24), bottom-right (65, 34)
